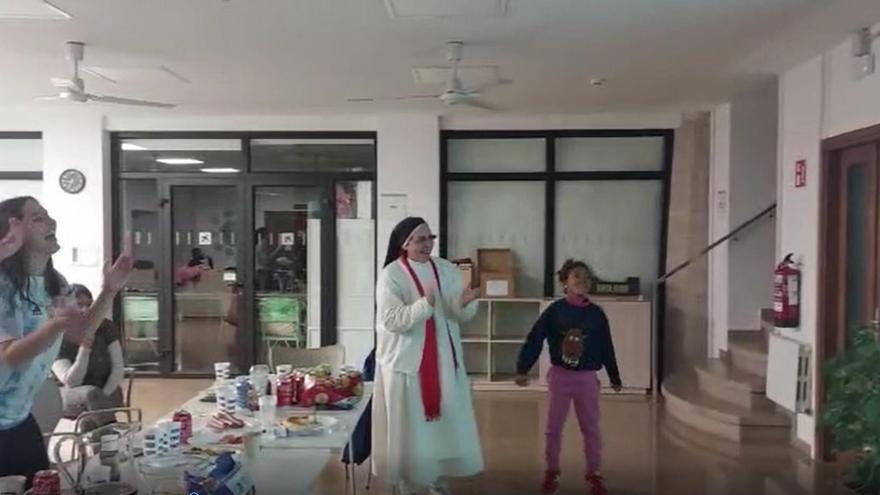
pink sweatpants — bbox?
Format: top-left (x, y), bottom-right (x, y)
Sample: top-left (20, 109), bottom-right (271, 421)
top-left (545, 366), bottom-right (602, 474)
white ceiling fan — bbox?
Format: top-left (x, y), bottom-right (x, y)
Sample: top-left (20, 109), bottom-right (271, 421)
top-left (35, 42), bottom-right (176, 109)
top-left (351, 41), bottom-right (510, 110)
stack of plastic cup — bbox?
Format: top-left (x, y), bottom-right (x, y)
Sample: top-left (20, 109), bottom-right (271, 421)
top-left (143, 429), bottom-right (159, 461)
top-left (156, 421), bottom-right (182, 454)
top-left (216, 383), bottom-right (237, 415)
top-left (214, 362), bottom-right (232, 382)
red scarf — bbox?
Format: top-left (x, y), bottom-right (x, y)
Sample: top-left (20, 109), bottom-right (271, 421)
top-left (399, 256), bottom-right (458, 421)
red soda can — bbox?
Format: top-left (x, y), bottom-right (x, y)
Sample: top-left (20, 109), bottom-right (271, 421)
top-left (32, 469), bottom-right (60, 495)
top-left (276, 374), bottom-right (293, 407)
top-left (173, 410), bottom-right (193, 443)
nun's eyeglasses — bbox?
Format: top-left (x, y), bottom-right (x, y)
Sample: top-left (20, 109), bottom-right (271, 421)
top-left (410, 234), bottom-right (437, 245)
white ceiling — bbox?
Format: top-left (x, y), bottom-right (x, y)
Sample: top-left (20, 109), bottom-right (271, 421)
top-left (0, 0), bottom-right (877, 116)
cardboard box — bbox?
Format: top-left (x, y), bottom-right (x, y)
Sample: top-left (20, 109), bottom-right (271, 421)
top-left (480, 273), bottom-right (516, 298)
top-left (477, 249), bottom-right (514, 273)
top-left (476, 249), bottom-right (516, 298)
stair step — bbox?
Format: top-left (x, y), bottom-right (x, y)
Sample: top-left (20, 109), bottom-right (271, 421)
top-left (662, 373), bottom-right (790, 444)
top-left (695, 359), bottom-right (765, 408)
top-left (728, 331), bottom-right (768, 377)
top-left (660, 413), bottom-right (795, 465)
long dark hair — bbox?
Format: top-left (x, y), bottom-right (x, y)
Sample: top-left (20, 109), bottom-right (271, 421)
top-left (0, 196), bottom-right (65, 306)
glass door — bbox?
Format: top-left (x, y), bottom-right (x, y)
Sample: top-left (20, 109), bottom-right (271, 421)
top-left (166, 181), bottom-right (245, 374)
top-left (250, 183), bottom-right (328, 366)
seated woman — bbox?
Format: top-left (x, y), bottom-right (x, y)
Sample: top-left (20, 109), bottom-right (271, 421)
top-left (51, 284), bottom-right (125, 430)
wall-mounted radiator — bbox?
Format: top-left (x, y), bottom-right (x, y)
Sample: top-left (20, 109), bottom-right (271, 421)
top-left (766, 332), bottom-right (812, 413)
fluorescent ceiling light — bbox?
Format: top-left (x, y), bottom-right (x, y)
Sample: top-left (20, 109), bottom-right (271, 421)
top-left (126, 139), bottom-right (240, 151)
top-left (200, 167), bottom-right (240, 174)
top-left (121, 143), bottom-right (146, 151)
top-left (156, 158), bottom-right (203, 165)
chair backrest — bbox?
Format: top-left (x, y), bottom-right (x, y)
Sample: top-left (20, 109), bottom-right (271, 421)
top-left (32, 378), bottom-right (63, 435)
top-left (269, 345), bottom-right (346, 373)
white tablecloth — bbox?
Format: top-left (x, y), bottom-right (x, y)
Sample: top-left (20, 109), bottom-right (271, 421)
top-left (138, 383), bottom-right (373, 494)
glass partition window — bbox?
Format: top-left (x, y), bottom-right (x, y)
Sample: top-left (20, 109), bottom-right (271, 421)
top-left (113, 132), bottom-right (377, 375)
top-left (120, 139), bottom-right (243, 174)
top-left (447, 138), bottom-right (545, 173)
top-left (0, 138), bottom-right (42, 172)
top-left (555, 181), bottom-right (663, 298)
top-left (447, 181), bottom-right (545, 297)
top-left (172, 185), bottom-right (240, 373)
top-left (0, 136), bottom-right (42, 202)
top-left (556, 137), bottom-right (664, 172)
top-left (254, 186), bottom-right (322, 364)
top-left (251, 139), bottom-right (375, 173)
top-left (444, 133), bottom-right (669, 299)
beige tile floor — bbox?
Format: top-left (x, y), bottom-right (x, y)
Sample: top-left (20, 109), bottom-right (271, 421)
top-left (131, 379), bottom-right (850, 494)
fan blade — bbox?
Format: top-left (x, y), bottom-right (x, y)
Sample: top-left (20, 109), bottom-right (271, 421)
top-left (460, 99), bottom-right (499, 112)
top-left (34, 95), bottom-right (64, 101)
top-left (81, 67), bottom-right (118, 84)
top-left (393, 94), bottom-right (440, 101)
top-left (88, 94), bottom-right (176, 109)
top-left (461, 78), bottom-right (513, 94)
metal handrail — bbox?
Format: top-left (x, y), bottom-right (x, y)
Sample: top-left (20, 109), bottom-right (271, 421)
top-left (659, 203), bottom-right (777, 283)
top-left (651, 203), bottom-right (777, 397)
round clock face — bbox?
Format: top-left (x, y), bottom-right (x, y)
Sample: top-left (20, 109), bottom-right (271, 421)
top-left (59, 168), bottom-right (86, 194)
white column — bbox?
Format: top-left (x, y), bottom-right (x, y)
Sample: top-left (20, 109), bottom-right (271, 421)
top-left (707, 104), bottom-right (731, 357)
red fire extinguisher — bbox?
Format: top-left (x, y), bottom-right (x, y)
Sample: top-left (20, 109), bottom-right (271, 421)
top-left (774, 253), bottom-right (800, 328)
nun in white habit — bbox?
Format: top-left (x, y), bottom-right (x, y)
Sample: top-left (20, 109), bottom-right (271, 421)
top-left (372, 217), bottom-right (484, 495)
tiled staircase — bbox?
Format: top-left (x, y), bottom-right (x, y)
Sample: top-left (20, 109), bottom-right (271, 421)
top-left (662, 311), bottom-right (792, 445)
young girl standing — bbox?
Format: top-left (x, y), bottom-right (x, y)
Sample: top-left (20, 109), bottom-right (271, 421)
top-left (0, 196), bottom-right (132, 487)
top-left (516, 259), bottom-right (621, 495)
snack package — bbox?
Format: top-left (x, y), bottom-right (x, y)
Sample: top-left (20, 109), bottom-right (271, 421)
top-left (184, 452), bottom-right (255, 495)
top-left (299, 374), bottom-right (346, 407)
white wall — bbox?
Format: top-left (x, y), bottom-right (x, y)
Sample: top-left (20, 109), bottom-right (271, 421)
top-left (728, 81), bottom-right (778, 330)
top-left (774, 21), bottom-right (880, 456)
top-left (708, 104), bottom-right (731, 357)
top-left (376, 114), bottom-right (440, 268)
top-left (41, 111), bottom-right (111, 296)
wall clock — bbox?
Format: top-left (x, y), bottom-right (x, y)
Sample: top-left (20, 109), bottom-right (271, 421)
top-left (59, 168), bottom-right (86, 194)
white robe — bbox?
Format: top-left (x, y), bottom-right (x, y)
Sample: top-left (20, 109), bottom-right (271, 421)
top-left (372, 257), bottom-right (484, 489)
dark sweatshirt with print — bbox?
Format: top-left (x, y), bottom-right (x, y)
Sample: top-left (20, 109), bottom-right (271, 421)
top-left (516, 299), bottom-right (621, 387)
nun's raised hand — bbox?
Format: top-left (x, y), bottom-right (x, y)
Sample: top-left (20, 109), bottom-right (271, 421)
top-left (461, 287), bottom-right (480, 306)
top-left (424, 289), bottom-right (436, 307)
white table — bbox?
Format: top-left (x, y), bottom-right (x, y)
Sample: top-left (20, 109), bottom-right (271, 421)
top-left (141, 383), bottom-right (374, 494)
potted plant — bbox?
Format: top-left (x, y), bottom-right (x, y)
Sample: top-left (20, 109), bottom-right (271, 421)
top-left (822, 326), bottom-right (880, 494)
